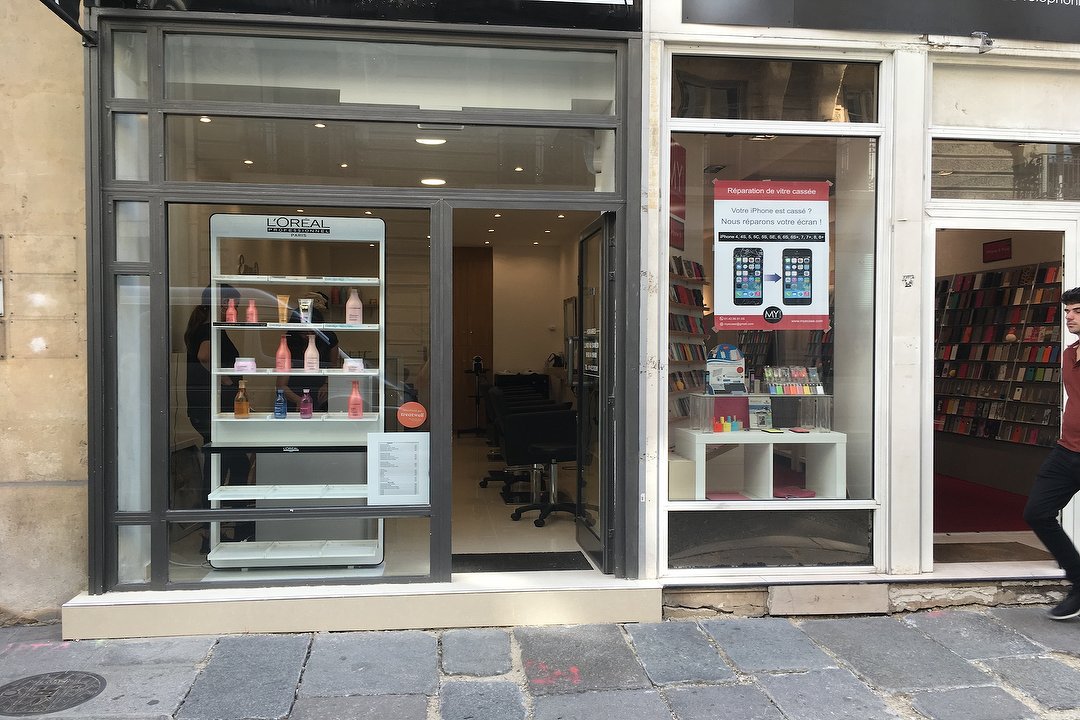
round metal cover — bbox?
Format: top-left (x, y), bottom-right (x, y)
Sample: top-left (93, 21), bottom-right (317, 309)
top-left (0, 671), bottom-right (106, 716)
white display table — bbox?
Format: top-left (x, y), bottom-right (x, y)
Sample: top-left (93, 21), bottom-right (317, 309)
top-left (671, 427), bottom-right (847, 501)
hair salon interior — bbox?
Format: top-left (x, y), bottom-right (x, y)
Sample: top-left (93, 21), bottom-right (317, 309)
top-left (6, 0), bottom-right (1080, 637)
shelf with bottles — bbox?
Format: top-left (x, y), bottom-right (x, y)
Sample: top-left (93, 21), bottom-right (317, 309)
top-left (215, 321), bottom-right (381, 333)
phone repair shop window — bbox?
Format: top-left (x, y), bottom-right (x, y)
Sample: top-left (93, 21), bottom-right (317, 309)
top-left (665, 133), bottom-right (877, 568)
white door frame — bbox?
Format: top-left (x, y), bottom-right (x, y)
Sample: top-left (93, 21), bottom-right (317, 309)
top-left (923, 203), bottom-right (1080, 571)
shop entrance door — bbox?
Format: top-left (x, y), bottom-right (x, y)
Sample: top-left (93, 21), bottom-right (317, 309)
top-left (575, 213), bottom-right (616, 572)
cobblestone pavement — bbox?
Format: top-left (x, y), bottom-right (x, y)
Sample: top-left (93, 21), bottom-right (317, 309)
top-left (3, 605), bottom-right (1080, 719)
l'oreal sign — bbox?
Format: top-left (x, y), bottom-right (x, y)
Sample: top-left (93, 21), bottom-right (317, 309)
top-left (683, 0), bottom-right (1080, 45)
top-left (266, 217), bottom-right (331, 234)
top-left (97, 0), bottom-right (640, 31)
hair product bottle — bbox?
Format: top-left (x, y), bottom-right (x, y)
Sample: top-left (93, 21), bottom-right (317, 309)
top-left (348, 380), bottom-right (364, 418)
top-left (224, 297), bottom-right (238, 323)
top-left (345, 288), bottom-right (364, 325)
top-left (304, 335), bottom-right (319, 371)
top-left (299, 388), bottom-right (313, 419)
top-left (273, 388), bottom-right (287, 418)
top-left (234, 379), bottom-right (250, 418)
top-left (245, 299), bottom-right (258, 323)
top-left (275, 334), bottom-right (291, 372)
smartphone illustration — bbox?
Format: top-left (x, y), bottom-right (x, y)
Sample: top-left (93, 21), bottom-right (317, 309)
top-left (782, 248), bottom-right (813, 306)
top-left (733, 247), bottom-right (764, 306)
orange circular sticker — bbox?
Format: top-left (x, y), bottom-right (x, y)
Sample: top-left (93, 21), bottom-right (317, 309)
top-left (397, 401), bottom-right (428, 428)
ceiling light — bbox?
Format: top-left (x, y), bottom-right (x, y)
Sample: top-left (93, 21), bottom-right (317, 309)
top-left (937, 170), bottom-right (954, 176)
top-left (544, 230), bottom-right (552, 233)
top-left (198, 116), bottom-right (212, 123)
top-left (340, 163), bottom-right (349, 168)
top-left (514, 166), bottom-right (524, 172)
top-left (533, 241), bottom-right (539, 245)
top-left (421, 178), bottom-right (446, 186)
top-left (369, 243), bottom-right (376, 247)
top-left (297, 209), bottom-right (305, 213)
top-left (488, 229), bottom-right (495, 233)
top-left (365, 211), bottom-right (372, 215)
top-left (484, 240), bottom-right (490, 245)
top-left (416, 138), bottom-right (447, 146)
top-left (314, 122), bottom-right (326, 128)
top-left (494, 213), bottom-right (502, 218)
top-left (243, 160), bottom-right (254, 165)
top-left (557, 214), bottom-right (565, 219)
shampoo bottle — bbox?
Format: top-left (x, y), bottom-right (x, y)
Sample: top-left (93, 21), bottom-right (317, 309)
top-left (345, 288), bottom-right (364, 325)
top-left (275, 335), bottom-right (291, 372)
top-left (224, 297), bottom-right (237, 323)
top-left (348, 380), bottom-right (364, 418)
top-left (299, 388), bottom-right (313, 419)
top-left (303, 334), bottom-right (320, 371)
top-left (245, 299), bottom-right (258, 323)
top-left (273, 388), bottom-right (287, 418)
top-left (233, 379), bottom-right (250, 419)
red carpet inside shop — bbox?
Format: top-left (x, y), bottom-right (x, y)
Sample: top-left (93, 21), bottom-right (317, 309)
top-left (934, 474), bottom-right (1030, 533)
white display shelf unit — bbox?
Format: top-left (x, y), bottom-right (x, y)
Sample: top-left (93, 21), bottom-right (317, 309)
top-left (670, 427), bottom-right (847, 503)
top-left (206, 213), bottom-right (386, 569)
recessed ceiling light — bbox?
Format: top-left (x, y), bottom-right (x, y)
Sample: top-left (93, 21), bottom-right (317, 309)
top-left (488, 229), bottom-right (495, 233)
top-left (494, 213), bottom-right (502, 218)
top-left (198, 116), bottom-right (212, 123)
top-left (365, 211), bottom-right (372, 215)
top-left (243, 160), bottom-right (254, 165)
top-left (314, 123), bottom-right (326, 128)
top-left (937, 170), bottom-right (954, 176)
top-left (297, 209), bottom-right (305, 213)
top-left (484, 240), bottom-right (490, 245)
top-left (416, 138), bottom-right (447, 146)
top-left (421, 178), bottom-right (446, 186)
top-left (557, 214), bottom-right (565, 219)
top-left (369, 243), bottom-right (376, 247)
top-left (340, 163), bottom-right (349, 168)
top-left (514, 166), bottom-right (524, 172)
top-left (544, 230), bottom-right (552, 233)
top-left (533, 241), bottom-right (540, 245)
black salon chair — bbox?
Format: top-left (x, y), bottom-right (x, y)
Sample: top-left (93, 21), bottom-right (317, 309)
top-left (480, 387), bottom-right (571, 501)
top-left (498, 408), bottom-right (578, 527)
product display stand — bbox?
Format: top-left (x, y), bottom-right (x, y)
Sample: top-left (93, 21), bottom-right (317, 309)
top-left (206, 213), bottom-right (387, 569)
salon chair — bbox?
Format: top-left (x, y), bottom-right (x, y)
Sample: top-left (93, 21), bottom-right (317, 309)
top-left (498, 408), bottom-right (578, 527)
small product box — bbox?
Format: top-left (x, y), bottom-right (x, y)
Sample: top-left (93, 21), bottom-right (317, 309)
top-left (748, 394), bottom-right (773, 430)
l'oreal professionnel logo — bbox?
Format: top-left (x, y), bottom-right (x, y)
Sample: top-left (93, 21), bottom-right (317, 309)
top-left (266, 216), bottom-right (331, 234)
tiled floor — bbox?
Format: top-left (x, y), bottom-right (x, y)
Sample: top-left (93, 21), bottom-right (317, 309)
top-left (450, 435), bottom-right (579, 555)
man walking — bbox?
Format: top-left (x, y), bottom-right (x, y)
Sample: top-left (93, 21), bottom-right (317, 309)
top-left (1025, 287), bottom-right (1080, 619)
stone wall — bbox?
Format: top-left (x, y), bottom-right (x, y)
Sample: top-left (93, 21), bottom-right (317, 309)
top-left (0, 2), bottom-right (88, 624)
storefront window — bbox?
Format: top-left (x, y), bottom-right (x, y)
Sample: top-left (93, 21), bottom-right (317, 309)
top-left (932, 140), bottom-right (1080, 201)
top-left (672, 57), bottom-right (878, 123)
top-left (112, 32), bottom-right (148, 100)
top-left (665, 132), bottom-right (876, 570)
top-left (114, 113), bottom-right (149, 181)
top-left (166, 205), bottom-right (431, 582)
top-left (164, 116), bottom-right (615, 193)
top-left (117, 525), bottom-right (150, 584)
top-left (116, 275), bottom-right (150, 512)
top-left (164, 35), bottom-right (615, 115)
top-left (116, 201), bottom-right (150, 262)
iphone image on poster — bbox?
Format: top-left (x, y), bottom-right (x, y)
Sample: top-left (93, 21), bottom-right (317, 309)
top-left (733, 247), bottom-right (764, 306)
top-left (782, 248), bottom-right (813, 306)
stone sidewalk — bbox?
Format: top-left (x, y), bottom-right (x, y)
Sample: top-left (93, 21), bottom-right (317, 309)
top-left (3, 605), bottom-right (1080, 719)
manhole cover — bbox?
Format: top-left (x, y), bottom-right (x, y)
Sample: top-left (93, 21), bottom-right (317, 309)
top-left (0, 671), bottom-right (106, 716)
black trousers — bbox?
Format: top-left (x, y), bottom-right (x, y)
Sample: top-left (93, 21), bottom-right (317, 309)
top-left (1024, 444), bottom-right (1080, 585)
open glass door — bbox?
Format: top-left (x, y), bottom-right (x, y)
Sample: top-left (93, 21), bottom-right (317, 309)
top-left (576, 213), bottom-right (616, 572)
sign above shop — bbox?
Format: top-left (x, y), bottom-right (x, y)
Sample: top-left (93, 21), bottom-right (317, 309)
top-left (683, 0), bottom-right (1080, 45)
top-left (93, 0), bottom-right (640, 31)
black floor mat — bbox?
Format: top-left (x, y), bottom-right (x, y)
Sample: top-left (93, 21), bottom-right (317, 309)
top-left (452, 552), bottom-right (592, 572)
top-left (934, 542), bottom-right (1051, 563)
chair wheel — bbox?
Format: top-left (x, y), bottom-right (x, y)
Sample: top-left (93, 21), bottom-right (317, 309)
top-left (511, 511), bottom-right (522, 521)
top-left (534, 518), bottom-right (545, 527)
top-left (479, 480), bottom-right (488, 488)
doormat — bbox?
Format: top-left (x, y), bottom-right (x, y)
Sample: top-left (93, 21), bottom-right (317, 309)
top-left (452, 552), bottom-right (592, 572)
top-left (934, 542), bottom-right (1052, 563)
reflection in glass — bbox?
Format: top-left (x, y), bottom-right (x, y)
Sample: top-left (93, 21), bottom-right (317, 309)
top-left (165, 34), bottom-right (615, 114)
top-left (672, 57), bottom-right (878, 122)
top-left (117, 525), bottom-right (151, 584)
top-left (165, 116), bottom-right (614, 192)
top-left (117, 276), bottom-right (151, 512)
top-left (932, 140), bottom-right (1080, 201)
top-left (114, 113), bottom-right (149, 181)
top-left (668, 510), bottom-right (872, 568)
top-left (116, 201), bottom-right (150, 263)
top-left (112, 32), bottom-right (148, 100)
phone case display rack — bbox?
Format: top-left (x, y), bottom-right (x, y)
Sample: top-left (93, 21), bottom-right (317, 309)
top-left (933, 261), bottom-right (1062, 447)
top-left (669, 254), bottom-right (709, 420)
top-left (206, 214), bottom-right (386, 569)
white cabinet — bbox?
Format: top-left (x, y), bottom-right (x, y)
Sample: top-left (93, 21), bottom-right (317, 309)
top-left (671, 427), bottom-right (847, 501)
top-left (205, 214), bottom-right (386, 569)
